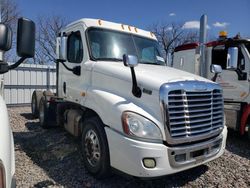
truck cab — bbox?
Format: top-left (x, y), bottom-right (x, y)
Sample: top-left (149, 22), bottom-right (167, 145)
top-left (0, 18), bottom-right (35, 187)
top-left (173, 33), bottom-right (250, 137)
top-left (33, 18), bottom-right (227, 178)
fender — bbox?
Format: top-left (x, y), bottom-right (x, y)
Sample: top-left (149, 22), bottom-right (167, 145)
top-left (240, 104), bottom-right (250, 135)
top-left (83, 88), bottom-right (164, 136)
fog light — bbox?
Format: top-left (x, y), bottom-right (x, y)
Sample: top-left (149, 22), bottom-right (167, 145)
top-left (143, 158), bottom-right (156, 168)
top-left (175, 153), bottom-right (186, 162)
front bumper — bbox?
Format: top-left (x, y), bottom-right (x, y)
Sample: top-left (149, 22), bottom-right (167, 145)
top-left (105, 126), bottom-right (227, 177)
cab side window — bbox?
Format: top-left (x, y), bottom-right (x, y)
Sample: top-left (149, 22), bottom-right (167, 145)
top-left (67, 31), bottom-right (83, 63)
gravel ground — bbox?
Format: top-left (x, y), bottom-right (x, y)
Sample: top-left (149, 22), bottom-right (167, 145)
top-left (8, 107), bottom-right (250, 188)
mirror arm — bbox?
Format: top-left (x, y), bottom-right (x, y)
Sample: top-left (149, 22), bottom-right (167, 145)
top-left (57, 60), bottom-right (81, 76)
top-left (211, 73), bottom-right (218, 82)
top-left (130, 67), bottom-right (141, 98)
top-left (59, 61), bottom-right (73, 71)
top-left (8, 57), bottom-right (26, 70)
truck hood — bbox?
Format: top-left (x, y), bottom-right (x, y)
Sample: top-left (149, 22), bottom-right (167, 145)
top-left (93, 61), bottom-right (212, 91)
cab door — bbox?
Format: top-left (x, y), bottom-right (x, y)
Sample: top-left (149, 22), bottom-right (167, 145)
top-left (58, 24), bottom-right (89, 104)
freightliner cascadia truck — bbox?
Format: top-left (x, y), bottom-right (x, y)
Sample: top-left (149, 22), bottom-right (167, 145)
top-left (31, 18), bottom-right (227, 178)
top-left (0, 18), bottom-right (35, 187)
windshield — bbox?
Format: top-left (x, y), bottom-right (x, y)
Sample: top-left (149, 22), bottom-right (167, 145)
top-left (88, 28), bottom-right (165, 65)
top-left (246, 43), bottom-right (250, 55)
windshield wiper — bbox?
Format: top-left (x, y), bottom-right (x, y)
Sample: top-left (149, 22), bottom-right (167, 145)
top-left (96, 57), bottom-right (123, 62)
top-left (140, 61), bottom-right (162, 65)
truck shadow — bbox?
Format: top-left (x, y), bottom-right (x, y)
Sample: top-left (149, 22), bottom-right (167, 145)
top-left (20, 112), bottom-right (37, 120)
top-left (13, 116), bottom-right (208, 188)
top-left (225, 130), bottom-right (250, 160)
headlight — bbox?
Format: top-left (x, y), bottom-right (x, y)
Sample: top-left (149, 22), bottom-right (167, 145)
top-left (0, 161), bottom-right (5, 188)
top-left (122, 112), bottom-right (162, 141)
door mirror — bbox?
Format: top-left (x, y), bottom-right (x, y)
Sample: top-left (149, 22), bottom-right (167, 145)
top-left (227, 47), bottom-right (238, 70)
top-left (56, 36), bottom-right (67, 62)
top-left (16, 18), bottom-right (35, 58)
top-left (123, 54), bottom-right (138, 67)
top-left (210, 64), bottom-right (222, 74)
top-left (0, 23), bottom-right (12, 51)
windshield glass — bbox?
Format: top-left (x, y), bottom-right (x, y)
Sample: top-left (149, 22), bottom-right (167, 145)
top-left (246, 43), bottom-right (250, 55)
top-left (88, 28), bottom-right (165, 65)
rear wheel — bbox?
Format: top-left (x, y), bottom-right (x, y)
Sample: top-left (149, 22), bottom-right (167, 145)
top-left (39, 96), bottom-right (50, 128)
top-left (31, 90), bottom-right (43, 118)
top-left (81, 117), bottom-right (110, 179)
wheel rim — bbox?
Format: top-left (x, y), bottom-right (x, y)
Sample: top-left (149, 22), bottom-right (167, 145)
top-left (31, 96), bottom-right (36, 114)
top-left (39, 103), bottom-right (44, 125)
top-left (84, 129), bottom-right (101, 167)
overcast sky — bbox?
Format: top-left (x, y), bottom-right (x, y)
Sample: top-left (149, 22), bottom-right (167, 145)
top-left (17, 0), bottom-right (250, 38)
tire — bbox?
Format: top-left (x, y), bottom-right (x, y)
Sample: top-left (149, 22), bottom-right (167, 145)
top-left (31, 90), bottom-right (43, 118)
top-left (81, 117), bottom-right (110, 179)
top-left (39, 96), bottom-right (50, 128)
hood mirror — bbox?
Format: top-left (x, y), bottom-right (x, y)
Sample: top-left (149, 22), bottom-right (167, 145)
top-left (210, 64), bottom-right (222, 82)
top-left (123, 54), bottom-right (141, 98)
top-left (123, 54), bottom-right (138, 67)
top-left (210, 64), bottom-right (222, 74)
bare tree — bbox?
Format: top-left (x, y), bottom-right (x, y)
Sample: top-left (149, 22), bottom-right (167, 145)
top-left (1, 0), bottom-right (20, 26)
top-left (149, 22), bottom-right (199, 58)
top-left (36, 15), bottom-right (68, 64)
top-left (0, 0), bottom-right (20, 61)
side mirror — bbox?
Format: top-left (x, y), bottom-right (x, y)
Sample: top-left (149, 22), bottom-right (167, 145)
top-left (17, 18), bottom-right (35, 58)
top-left (56, 36), bottom-right (67, 62)
top-left (0, 24), bottom-right (12, 51)
top-left (210, 64), bottom-right (222, 74)
top-left (227, 47), bottom-right (238, 70)
top-left (123, 54), bottom-right (138, 67)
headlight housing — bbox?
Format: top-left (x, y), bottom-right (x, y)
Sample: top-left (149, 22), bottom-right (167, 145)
top-left (122, 112), bottom-right (162, 141)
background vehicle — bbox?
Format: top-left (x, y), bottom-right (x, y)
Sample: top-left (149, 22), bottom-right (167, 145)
top-left (31, 18), bottom-right (227, 178)
top-left (172, 15), bottom-right (250, 139)
top-left (0, 18), bottom-right (35, 187)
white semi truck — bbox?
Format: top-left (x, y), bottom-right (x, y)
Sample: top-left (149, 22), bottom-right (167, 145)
top-left (172, 15), bottom-right (250, 139)
top-left (31, 18), bottom-right (227, 178)
top-left (0, 18), bottom-right (35, 187)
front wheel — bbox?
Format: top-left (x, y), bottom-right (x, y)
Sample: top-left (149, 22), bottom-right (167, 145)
top-left (81, 117), bottom-right (110, 179)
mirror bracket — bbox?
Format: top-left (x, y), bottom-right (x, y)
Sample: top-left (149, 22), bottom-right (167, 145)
top-left (0, 62), bottom-right (9, 74)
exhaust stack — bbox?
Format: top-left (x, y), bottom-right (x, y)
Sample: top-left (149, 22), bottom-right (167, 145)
top-left (199, 14), bottom-right (208, 77)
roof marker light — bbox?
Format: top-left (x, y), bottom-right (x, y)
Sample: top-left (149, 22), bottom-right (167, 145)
top-left (219, 31), bottom-right (227, 38)
top-left (128, 25), bottom-right (131, 31)
top-left (134, 27), bottom-right (138, 33)
top-left (98, 19), bottom-right (102, 26)
top-left (121, 24), bottom-right (125, 30)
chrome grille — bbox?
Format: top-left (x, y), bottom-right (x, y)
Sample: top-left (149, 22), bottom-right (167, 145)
top-left (167, 89), bottom-right (223, 138)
